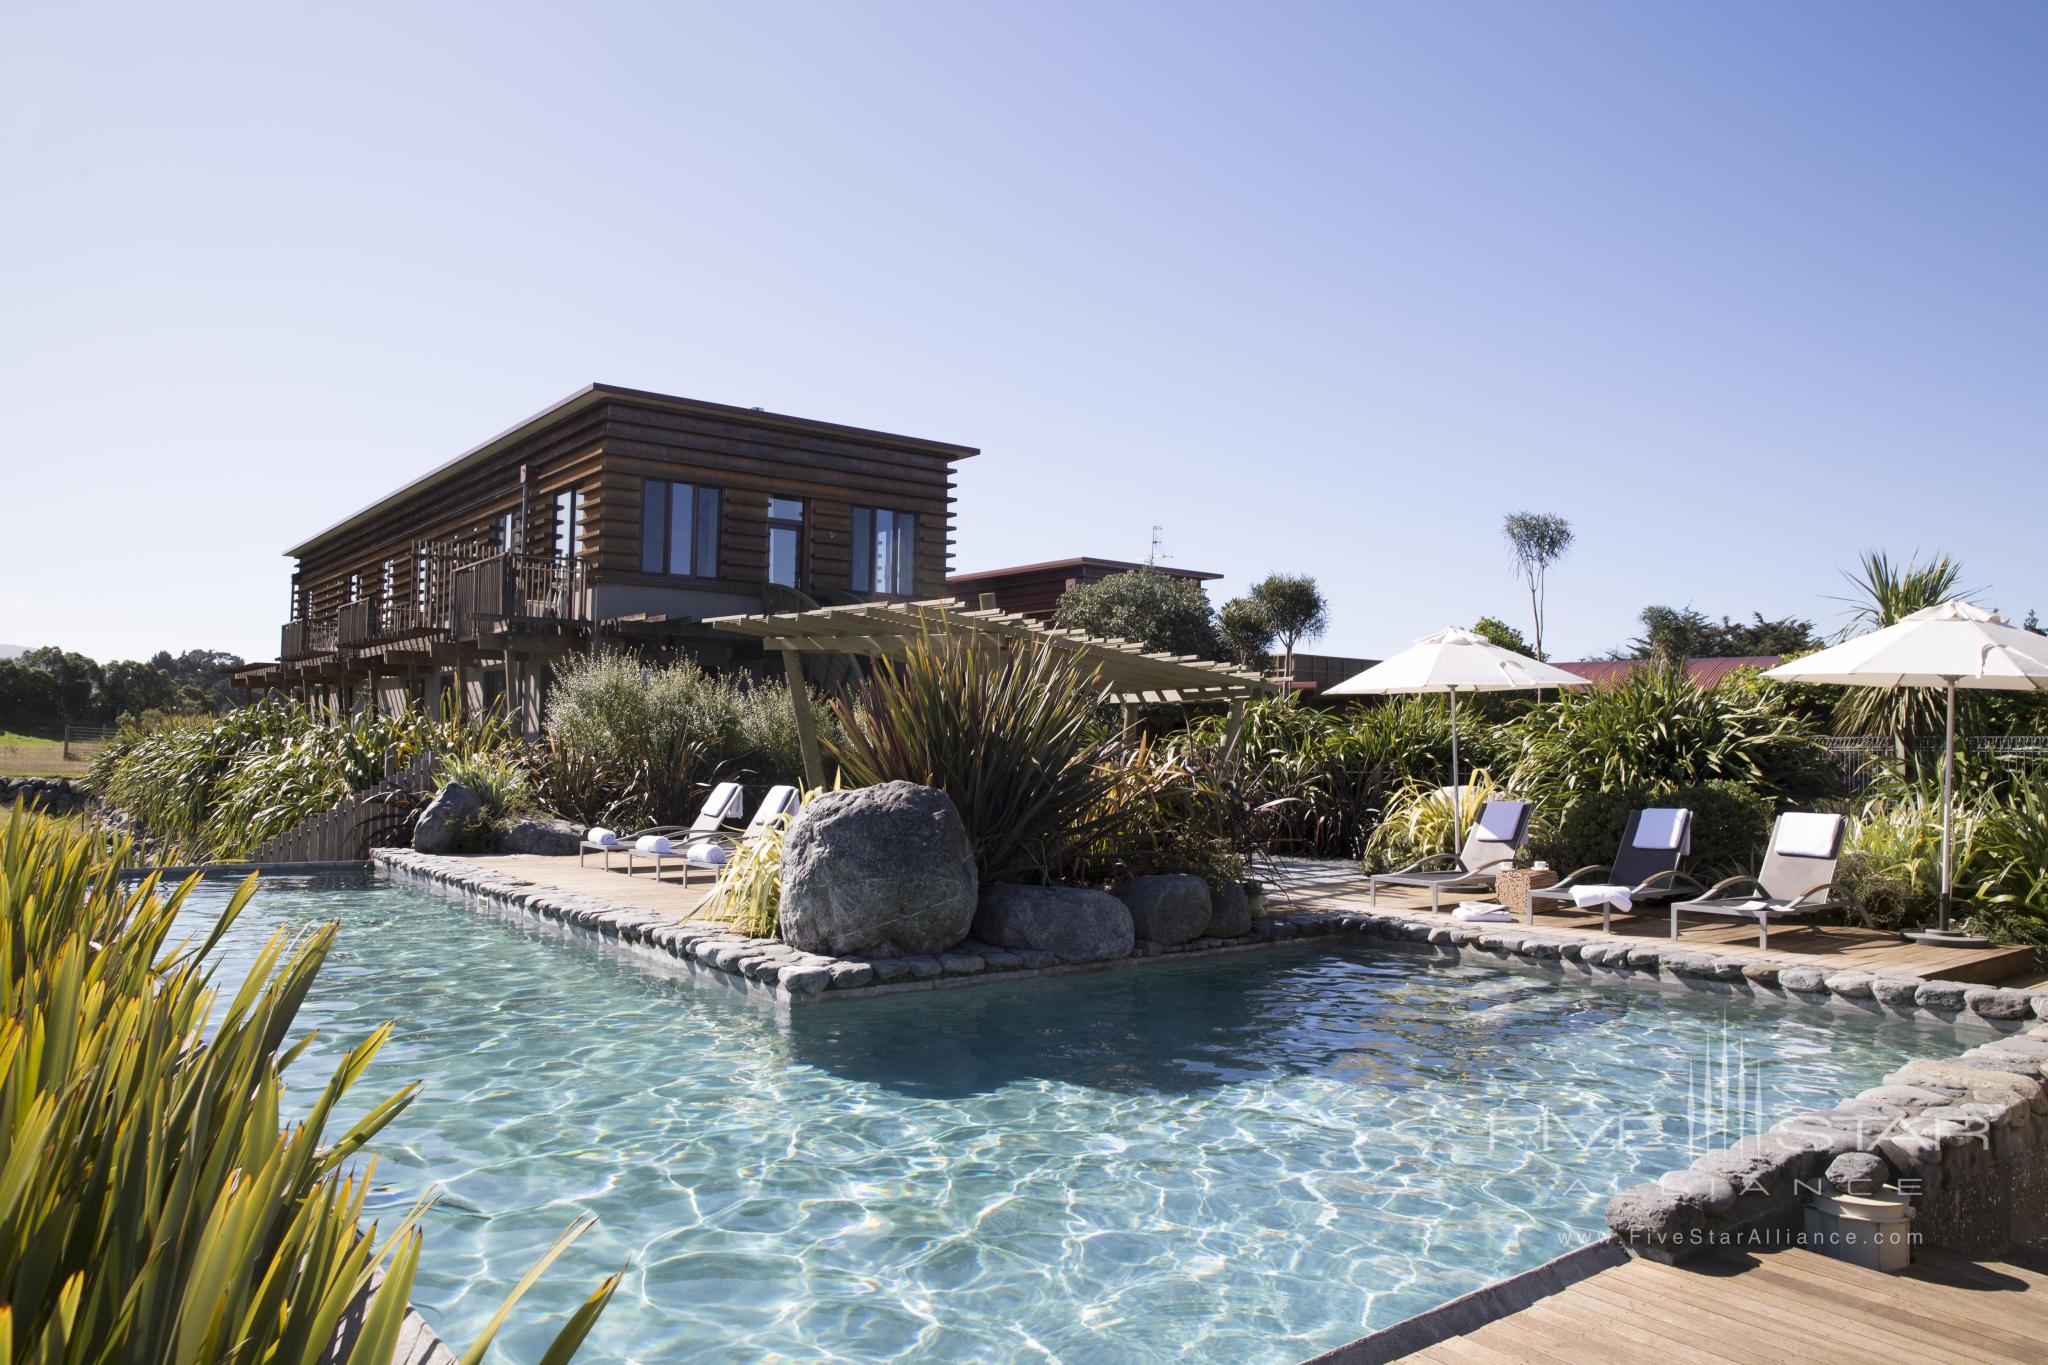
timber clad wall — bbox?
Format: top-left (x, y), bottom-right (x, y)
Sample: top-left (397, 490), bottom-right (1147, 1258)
top-left (287, 386), bottom-right (972, 626)
top-left (255, 385), bottom-right (978, 731)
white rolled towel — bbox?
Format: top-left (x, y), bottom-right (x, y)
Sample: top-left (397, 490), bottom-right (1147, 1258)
top-left (586, 827), bottom-right (621, 847)
top-left (1451, 902), bottom-right (1513, 922)
top-left (684, 839), bottom-right (729, 866)
top-left (1570, 884), bottom-right (1632, 913)
top-left (635, 834), bottom-right (675, 856)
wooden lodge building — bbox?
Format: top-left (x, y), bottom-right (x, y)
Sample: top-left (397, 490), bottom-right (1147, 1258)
top-left (235, 384), bottom-right (976, 730)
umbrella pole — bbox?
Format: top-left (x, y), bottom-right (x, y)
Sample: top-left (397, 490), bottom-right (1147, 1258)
top-left (1449, 687), bottom-right (1462, 846)
top-left (1940, 679), bottom-right (1956, 933)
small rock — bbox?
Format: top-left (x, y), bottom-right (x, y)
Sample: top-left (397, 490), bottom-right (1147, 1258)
top-left (1823, 973), bottom-right (1875, 999)
top-left (1741, 962), bottom-right (1782, 987)
top-left (780, 965), bottom-right (830, 994)
top-left (1824, 1151), bottom-right (1890, 1195)
top-left (826, 961), bottom-right (877, 990)
top-left (1915, 981), bottom-right (1970, 1013)
top-left (939, 952), bottom-right (986, 975)
top-left (975, 884), bottom-right (1134, 964)
top-left (1780, 967), bottom-right (1828, 994)
top-left (1966, 986), bottom-right (2035, 1021)
top-left (1871, 976), bottom-right (1923, 1010)
top-left (1205, 880), bottom-right (1253, 938)
top-left (1117, 874), bottom-right (1212, 946)
top-left (412, 783), bottom-right (484, 854)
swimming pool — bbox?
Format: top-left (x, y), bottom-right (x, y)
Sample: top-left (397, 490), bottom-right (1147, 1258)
top-left (190, 872), bottom-right (1983, 1363)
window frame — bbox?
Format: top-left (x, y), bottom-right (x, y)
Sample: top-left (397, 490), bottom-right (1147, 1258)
top-left (766, 495), bottom-right (806, 591)
top-left (638, 477), bottom-right (723, 580)
top-left (852, 506), bottom-right (918, 596)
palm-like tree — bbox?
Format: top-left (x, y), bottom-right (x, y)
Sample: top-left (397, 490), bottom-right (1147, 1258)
top-left (1829, 551), bottom-right (1975, 746)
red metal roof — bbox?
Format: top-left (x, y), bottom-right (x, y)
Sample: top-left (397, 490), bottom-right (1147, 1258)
top-left (1552, 657), bottom-right (1783, 688)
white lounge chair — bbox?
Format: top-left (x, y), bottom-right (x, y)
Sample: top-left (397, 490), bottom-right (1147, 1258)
top-left (1526, 807), bottom-right (1704, 930)
top-left (1369, 799), bottom-right (1534, 911)
top-left (604, 782), bottom-right (748, 879)
top-left (680, 784), bottom-right (802, 886)
top-left (1670, 812), bottom-right (1845, 949)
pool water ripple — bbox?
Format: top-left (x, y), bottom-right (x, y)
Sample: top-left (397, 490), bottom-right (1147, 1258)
top-left (188, 874), bottom-right (1983, 1363)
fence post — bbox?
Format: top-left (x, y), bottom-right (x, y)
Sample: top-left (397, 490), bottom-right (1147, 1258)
top-left (62, 724), bottom-right (71, 762)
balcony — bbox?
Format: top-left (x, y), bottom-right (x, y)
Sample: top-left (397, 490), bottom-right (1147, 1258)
top-left (451, 553), bottom-right (586, 635)
top-left (280, 618), bottom-right (338, 660)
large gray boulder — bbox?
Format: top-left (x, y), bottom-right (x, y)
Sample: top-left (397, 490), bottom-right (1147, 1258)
top-left (1206, 880), bottom-right (1253, 938)
top-left (779, 781), bottom-right (978, 957)
top-left (974, 884), bottom-right (1134, 964)
top-left (497, 816), bottom-right (582, 856)
top-left (1118, 873), bottom-right (1210, 946)
top-left (413, 783), bottom-right (484, 854)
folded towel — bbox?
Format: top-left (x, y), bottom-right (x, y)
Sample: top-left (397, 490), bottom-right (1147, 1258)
top-left (1571, 884), bottom-right (1633, 913)
top-left (1451, 902), bottom-right (1514, 922)
top-left (635, 834), bottom-right (675, 856)
top-left (1775, 812), bottom-right (1843, 859)
top-left (684, 840), bottom-right (729, 866)
top-left (1632, 808), bottom-right (1690, 852)
top-left (586, 827), bottom-right (620, 847)
top-left (1475, 800), bottom-right (1530, 843)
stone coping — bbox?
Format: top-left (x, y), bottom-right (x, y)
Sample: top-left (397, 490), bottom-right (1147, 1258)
top-left (373, 849), bottom-right (1355, 1002)
top-left (374, 848), bottom-right (2048, 1023)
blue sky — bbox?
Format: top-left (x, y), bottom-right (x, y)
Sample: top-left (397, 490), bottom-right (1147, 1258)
top-left (4, 1), bottom-right (2043, 664)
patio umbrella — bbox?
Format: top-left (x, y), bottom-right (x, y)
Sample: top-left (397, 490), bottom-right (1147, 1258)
top-left (1763, 600), bottom-right (2048, 946)
top-left (1324, 628), bottom-right (1588, 840)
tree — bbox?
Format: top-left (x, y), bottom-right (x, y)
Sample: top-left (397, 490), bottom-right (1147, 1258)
top-left (1471, 615), bottom-right (1539, 658)
top-left (1622, 607), bottom-right (1818, 664)
top-left (100, 658), bottom-right (180, 721)
top-left (1245, 574), bottom-right (1328, 688)
top-left (1053, 569), bottom-right (1223, 658)
top-left (1830, 550), bottom-right (1972, 744)
top-left (1502, 512), bottom-right (1573, 660)
top-left (19, 647), bottom-right (101, 725)
top-left (1216, 597), bottom-right (1277, 670)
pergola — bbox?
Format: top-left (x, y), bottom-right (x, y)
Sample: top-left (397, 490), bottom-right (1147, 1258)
top-left (702, 598), bottom-right (1276, 786)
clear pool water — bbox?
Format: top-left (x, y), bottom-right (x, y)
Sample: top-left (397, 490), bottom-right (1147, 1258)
top-left (185, 873), bottom-right (1982, 1363)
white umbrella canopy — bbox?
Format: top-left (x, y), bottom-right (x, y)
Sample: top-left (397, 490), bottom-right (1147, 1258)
top-left (1764, 600), bottom-right (2048, 943)
top-left (1325, 629), bottom-right (1588, 837)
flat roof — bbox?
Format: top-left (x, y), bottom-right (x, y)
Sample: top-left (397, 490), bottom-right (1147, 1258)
top-left (946, 556), bottom-right (1222, 584)
top-left (286, 383), bottom-right (979, 560)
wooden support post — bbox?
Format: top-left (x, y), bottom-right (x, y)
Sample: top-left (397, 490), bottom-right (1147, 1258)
top-left (1220, 696), bottom-right (1249, 761)
top-left (782, 647), bottom-right (827, 790)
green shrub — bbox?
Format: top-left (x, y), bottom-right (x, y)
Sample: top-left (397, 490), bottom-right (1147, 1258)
top-left (0, 809), bottom-right (616, 1361)
top-left (1842, 767), bottom-right (2048, 946)
top-left (827, 630), bottom-right (1121, 883)
top-left (1053, 738), bottom-right (1248, 887)
top-left (88, 698), bottom-right (510, 861)
top-left (437, 747), bottom-right (533, 821)
top-left (1508, 664), bottom-right (1834, 814)
top-left (696, 799), bottom-right (807, 939)
top-left (540, 652), bottom-right (825, 829)
top-left (1363, 770), bottom-right (1505, 873)
top-left (1530, 780), bottom-right (1775, 880)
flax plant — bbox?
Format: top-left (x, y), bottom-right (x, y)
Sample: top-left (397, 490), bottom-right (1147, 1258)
top-left (0, 808), bottom-right (618, 1362)
top-left (826, 630), bottom-right (1122, 883)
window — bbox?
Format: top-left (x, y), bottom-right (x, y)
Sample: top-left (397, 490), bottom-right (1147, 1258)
top-left (639, 478), bottom-right (722, 578)
top-left (553, 489), bottom-right (584, 561)
top-left (767, 496), bottom-right (805, 590)
top-left (499, 511), bottom-right (517, 552)
top-left (852, 507), bottom-right (917, 595)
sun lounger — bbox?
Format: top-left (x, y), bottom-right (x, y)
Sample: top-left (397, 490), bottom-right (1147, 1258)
top-left (1526, 807), bottom-right (1704, 929)
top-left (1369, 799), bottom-right (1534, 911)
top-left (678, 784), bottom-right (802, 886)
top-left (599, 781), bottom-right (747, 878)
top-left (1670, 812), bottom-right (1844, 949)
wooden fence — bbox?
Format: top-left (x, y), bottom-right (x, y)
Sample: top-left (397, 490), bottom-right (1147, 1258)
top-left (243, 754), bottom-right (438, 862)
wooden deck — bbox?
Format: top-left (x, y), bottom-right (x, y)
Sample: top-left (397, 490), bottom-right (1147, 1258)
top-left (1266, 858), bottom-right (2038, 985)
top-left (1395, 1245), bottom-right (2048, 1363)
top-left (456, 853), bottom-right (718, 922)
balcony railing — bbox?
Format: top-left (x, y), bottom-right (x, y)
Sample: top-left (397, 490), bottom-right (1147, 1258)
top-left (281, 618), bottom-right (338, 660)
top-left (451, 553), bottom-right (586, 634)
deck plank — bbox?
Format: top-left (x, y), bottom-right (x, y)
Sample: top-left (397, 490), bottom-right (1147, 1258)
top-left (1397, 1246), bottom-right (2048, 1364)
top-left (1268, 858), bottom-right (2036, 984)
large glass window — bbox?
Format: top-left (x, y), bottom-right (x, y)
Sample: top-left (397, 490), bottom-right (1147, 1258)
top-left (498, 511), bottom-right (517, 552)
top-left (852, 507), bottom-right (917, 595)
top-left (767, 496), bottom-right (805, 590)
top-left (640, 478), bottom-right (722, 578)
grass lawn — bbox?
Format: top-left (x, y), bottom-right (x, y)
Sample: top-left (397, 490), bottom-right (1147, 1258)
top-left (0, 727), bottom-right (99, 778)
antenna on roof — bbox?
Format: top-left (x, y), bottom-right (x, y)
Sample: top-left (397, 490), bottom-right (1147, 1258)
top-left (1148, 525), bottom-right (1169, 567)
